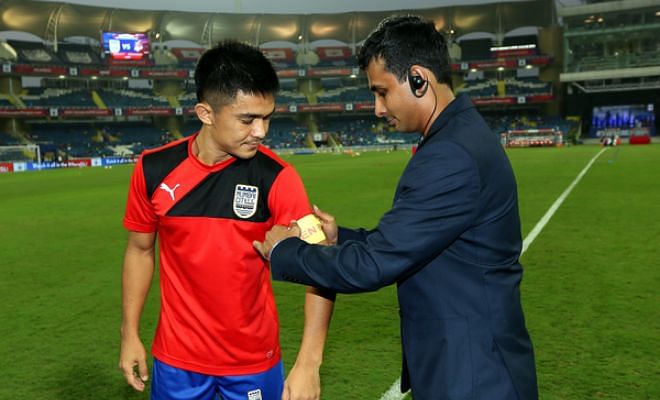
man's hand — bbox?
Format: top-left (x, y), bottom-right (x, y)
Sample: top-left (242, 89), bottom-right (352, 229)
top-left (281, 361), bottom-right (321, 400)
top-left (253, 223), bottom-right (301, 260)
top-left (313, 205), bottom-right (338, 246)
top-left (118, 335), bottom-right (149, 392)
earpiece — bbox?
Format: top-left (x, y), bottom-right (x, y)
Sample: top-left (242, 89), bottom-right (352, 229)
top-left (408, 73), bottom-right (427, 97)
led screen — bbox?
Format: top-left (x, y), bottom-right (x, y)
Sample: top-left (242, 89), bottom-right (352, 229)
top-left (102, 32), bottom-right (150, 61)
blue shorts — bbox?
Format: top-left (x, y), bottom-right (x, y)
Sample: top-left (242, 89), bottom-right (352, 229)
top-left (151, 358), bottom-right (284, 400)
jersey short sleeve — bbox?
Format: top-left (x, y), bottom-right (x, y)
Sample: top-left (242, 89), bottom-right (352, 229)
top-left (123, 156), bottom-right (158, 232)
top-left (267, 165), bottom-right (313, 226)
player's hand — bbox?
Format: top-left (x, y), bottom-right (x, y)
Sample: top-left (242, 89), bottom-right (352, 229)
top-left (253, 222), bottom-right (301, 260)
top-left (313, 205), bottom-right (338, 246)
top-left (281, 361), bottom-right (321, 400)
top-left (118, 335), bottom-right (149, 392)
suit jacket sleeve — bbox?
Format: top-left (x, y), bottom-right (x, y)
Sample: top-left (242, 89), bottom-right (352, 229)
top-left (270, 142), bottom-right (480, 293)
top-left (337, 226), bottom-right (371, 243)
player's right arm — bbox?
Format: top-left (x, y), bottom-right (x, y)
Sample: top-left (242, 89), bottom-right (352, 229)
top-left (119, 230), bottom-right (156, 392)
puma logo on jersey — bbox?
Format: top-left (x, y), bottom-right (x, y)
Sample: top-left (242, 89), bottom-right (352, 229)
top-left (159, 182), bottom-right (180, 201)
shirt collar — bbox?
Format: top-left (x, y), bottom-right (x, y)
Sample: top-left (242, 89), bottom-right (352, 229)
top-left (417, 93), bottom-right (475, 149)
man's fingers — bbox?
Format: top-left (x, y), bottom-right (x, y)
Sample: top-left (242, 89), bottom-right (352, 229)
top-left (120, 362), bottom-right (133, 381)
top-left (312, 205), bottom-right (330, 221)
top-left (138, 359), bottom-right (149, 382)
top-left (288, 220), bottom-right (301, 236)
top-left (253, 240), bottom-right (267, 259)
top-left (120, 362), bottom-right (145, 391)
top-left (130, 375), bottom-right (145, 392)
top-left (281, 383), bottom-right (291, 400)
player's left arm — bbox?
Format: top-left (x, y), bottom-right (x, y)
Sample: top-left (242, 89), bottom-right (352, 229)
top-left (268, 165), bottom-right (335, 400)
top-left (283, 287), bottom-right (335, 400)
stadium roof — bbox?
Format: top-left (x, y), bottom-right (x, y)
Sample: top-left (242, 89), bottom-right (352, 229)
top-left (0, 0), bottom-right (560, 45)
top-left (33, 0), bottom-right (582, 14)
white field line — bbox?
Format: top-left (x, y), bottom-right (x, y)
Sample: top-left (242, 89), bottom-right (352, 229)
top-left (520, 147), bottom-right (607, 254)
top-left (379, 147), bottom-right (608, 400)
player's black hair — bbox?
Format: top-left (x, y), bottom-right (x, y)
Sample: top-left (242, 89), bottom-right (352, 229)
top-left (195, 40), bottom-right (279, 109)
top-left (357, 15), bottom-right (452, 88)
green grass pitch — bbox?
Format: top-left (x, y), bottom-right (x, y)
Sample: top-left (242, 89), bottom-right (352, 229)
top-left (0, 145), bottom-right (658, 399)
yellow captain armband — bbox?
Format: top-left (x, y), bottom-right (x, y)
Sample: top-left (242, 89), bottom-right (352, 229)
top-left (297, 214), bottom-right (327, 244)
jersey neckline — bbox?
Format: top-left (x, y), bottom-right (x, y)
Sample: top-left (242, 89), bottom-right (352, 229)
top-left (187, 131), bottom-right (238, 173)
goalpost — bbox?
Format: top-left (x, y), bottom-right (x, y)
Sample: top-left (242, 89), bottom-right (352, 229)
top-left (0, 144), bottom-right (41, 164)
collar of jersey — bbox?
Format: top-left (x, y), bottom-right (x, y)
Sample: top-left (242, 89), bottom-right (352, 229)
top-left (188, 132), bottom-right (238, 173)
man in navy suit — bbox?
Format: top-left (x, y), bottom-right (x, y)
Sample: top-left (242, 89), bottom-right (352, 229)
top-left (254, 15), bottom-right (538, 399)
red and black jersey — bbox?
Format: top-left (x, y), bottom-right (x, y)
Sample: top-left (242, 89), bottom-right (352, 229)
top-left (123, 133), bottom-right (312, 376)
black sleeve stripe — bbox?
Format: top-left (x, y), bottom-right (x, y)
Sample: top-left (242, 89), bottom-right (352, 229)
top-left (142, 141), bottom-right (190, 199)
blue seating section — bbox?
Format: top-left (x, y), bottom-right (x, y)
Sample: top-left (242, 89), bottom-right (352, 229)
top-left (265, 119), bottom-right (308, 149)
top-left (0, 97), bottom-right (14, 107)
top-left (459, 80), bottom-right (498, 98)
top-left (279, 79), bottom-right (297, 91)
top-left (21, 89), bottom-right (96, 108)
top-left (25, 122), bottom-right (176, 157)
top-left (322, 118), bottom-right (379, 146)
top-left (276, 91), bottom-right (307, 105)
top-left (177, 92), bottom-right (197, 107)
top-left (459, 78), bottom-right (551, 98)
top-left (102, 123), bottom-right (171, 152)
top-left (98, 89), bottom-right (170, 108)
top-left (28, 123), bottom-right (109, 157)
top-left (0, 131), bottom-right (20, 145)
top-left (505, 78), bottom-right (552, 95)
top-left (317, 87), bottom-right (372, 103)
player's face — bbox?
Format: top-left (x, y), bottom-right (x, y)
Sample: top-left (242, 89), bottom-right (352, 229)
top-left (366, 58), bottom-right (422, 133)
top-left (209, 91), bottom-right (275, 159)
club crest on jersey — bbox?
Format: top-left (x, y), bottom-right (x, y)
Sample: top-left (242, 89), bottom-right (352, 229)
top-left (233, 184), bottom-right (259, 219)
top-left (247, 389), bottom-right (262, 400)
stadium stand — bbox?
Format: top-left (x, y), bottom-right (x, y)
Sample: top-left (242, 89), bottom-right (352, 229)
top-left (315, 46), bottom-right (355, 67)
top-left (21, 88), bottom-right (96, 108)
top-left (319, 78), bottom-right (343, 90)
top-left (102, 123), bottom-right (170, 144)
top-left (171, 47), bottom-right (205, 67)
top-left (98, 89), bottom-right (170, 108)
top-left (264, 119), bottom-right (309, 149)
top-left (56, 43), bottom-right (102, 65)
top-left (27, 123), bottom-right (110, 157)
top-left (320, 117), bottom-right (420, 147)
top-left (178, 92), bottom-right (197, 108)
top-left (0, 0), bottom-right (655, 164)
top-left (504, 78), bottom-right (552, 96)
top-left (0, 130), bottom-right (20, 145)
top-left (458, 79), bottom-right (499, 98)
top-left (317, 87), bottom-right (372, 103)
top-left (262, 48), bottom-right (296, 68)
top-left (0, 96), bottom-right (14, 108)
top-left (279, 79), bottom-right (297, 91)
top-left (7, 40), bottom-right (62, 64)
top-left (276, 91), bottom-right (307, 105)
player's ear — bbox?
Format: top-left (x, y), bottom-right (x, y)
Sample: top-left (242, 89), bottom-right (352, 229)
top-left (195, 102), bottom-right (214, 125)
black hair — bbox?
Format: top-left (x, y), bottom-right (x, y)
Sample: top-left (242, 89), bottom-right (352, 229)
top-left (357, 15), bottom-right (452, 88)
top-left (194, 40), bottom-right (279, 109)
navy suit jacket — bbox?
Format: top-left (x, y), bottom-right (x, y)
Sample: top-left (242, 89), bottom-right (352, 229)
top-left (270, 94), bottom-right (538, 399)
